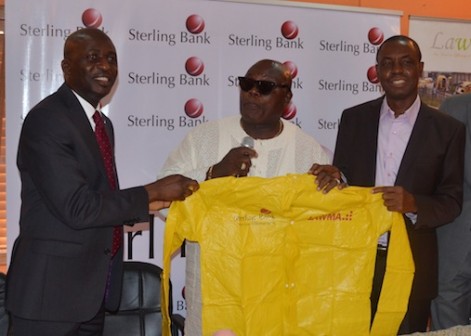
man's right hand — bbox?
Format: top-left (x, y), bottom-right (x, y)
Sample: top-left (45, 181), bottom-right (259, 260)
top-left (149, 200), bottom-right (171, 211)
top-left (308, 163), bottom-right (346, 193)
top-left (145, 174), bottom-right (199, 202)
top-left (210, 147), bottom-right (257, 179)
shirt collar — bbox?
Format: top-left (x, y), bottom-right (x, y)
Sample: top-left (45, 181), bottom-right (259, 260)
top-left (71, 90), bottom-right (101, 120)
top-left (380, 95), bottom-right (421, 125)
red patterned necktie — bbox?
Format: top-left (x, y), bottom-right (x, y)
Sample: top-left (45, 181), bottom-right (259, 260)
top-left (93, 111), bottom-right (122, 256)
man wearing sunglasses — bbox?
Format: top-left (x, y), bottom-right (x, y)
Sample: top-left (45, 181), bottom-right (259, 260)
top-left (159, 59), bottom-right (341, 335)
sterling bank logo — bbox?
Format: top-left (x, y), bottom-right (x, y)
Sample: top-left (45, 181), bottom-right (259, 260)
top-left (367, 66), bottom-right (379, 84)
top-left (181, 56), bottom-right (209, 85)
top-left (279, 20), bottom-right (303, 49)
top-left (185, 57), bottom-right (205, 77)
top-left (184, 98), bottom-right (204, 118)
top-left (186, 14), bottom-right (205, 34)
top-left (183, 14), bottom-right (210, 44)
top-left (366, 27), bottom-right (383, 84)
top-left (82, 8), bottom-right (103, 28)
top-left (282, 102), bottom-right (297, 120)
top-left (282, 60), bottom-right (299, 120)
top-left (281, 21), bottom-right (299, 40)
top-left (183, 57), bottom-right (207, 120)
top-left (227, 20), bottom-right (303, 50)
top-left (283, 60), bottom-right (298, 79)
top-left (20, 7), bottom-right (106, 41)
top-left (368, 27), bottom-right (384, 46)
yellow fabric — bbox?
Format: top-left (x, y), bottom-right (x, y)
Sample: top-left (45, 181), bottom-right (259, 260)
top-left (162, 174), bottom-right (414, 336)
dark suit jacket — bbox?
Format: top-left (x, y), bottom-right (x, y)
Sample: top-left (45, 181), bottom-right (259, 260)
top-left (436, 93), bottom-right (471, 283)
top-left (333, 96), bottom-right (465, 300)
top-left (6, 84), bottom-right (149, 322)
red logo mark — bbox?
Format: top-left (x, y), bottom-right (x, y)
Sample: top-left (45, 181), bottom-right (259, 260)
top-left (184, 98), bottom-right (204, 118)
top-left (82, 8), bottom-right (103, 29)
top-left (185, 57), bottom-right (205, 76)
top-left (186, 14), bottom-right (205, 34)
top-left (281, 21), bottom-right (299, 40)
top-left (368, 27), bottom-right (384, 45)
top-left (260, 208), bottom-right (272, 215)
top-left (367, 65), bottom-right (379, 84)
top-left (283, 61), bottom-right (298, 79)
top-left (282, 102), bottom-right (296, 120)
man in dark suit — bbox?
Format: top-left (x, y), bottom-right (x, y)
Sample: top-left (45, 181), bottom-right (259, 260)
top-left (6, 28), bottom-right (199, 336)
top-left (431, 93), bottom-right (471, 330)
top-left (333, 35), bottom-right (465, 333)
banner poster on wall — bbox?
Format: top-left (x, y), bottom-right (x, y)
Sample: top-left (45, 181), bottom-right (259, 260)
top-left (410, 17), bottom-right (471, 108)
top-left (5, 0), bottom-right (400, 316)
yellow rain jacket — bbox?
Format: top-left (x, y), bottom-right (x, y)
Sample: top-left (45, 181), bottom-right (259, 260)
top-left (162, 174), bottom-right (414, 336)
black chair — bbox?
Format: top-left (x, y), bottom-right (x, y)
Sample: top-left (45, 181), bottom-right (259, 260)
top-left (0, 272), bottom-right (8, 336)
top-left (103, 261), bottom-right (183, 336)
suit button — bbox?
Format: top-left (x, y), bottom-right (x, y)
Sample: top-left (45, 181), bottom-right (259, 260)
top-left (104, 248), bottom-right (111, 255)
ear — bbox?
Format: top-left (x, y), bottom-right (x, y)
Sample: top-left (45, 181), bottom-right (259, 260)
top-left (61, 59), bottom-right (70, 80)
top-left (284, 90), bottom-right (293, 104)
top-left (375, 64), bottom-right (381, 82)
top-left (418, 61), bottom-right (424, 77)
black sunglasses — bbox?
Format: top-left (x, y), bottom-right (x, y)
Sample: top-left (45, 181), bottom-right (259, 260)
top-left (238, 76), bottom-right (290, 95)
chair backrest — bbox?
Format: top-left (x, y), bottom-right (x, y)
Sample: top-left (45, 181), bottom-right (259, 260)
top-left (0, 272), bottom-right (8, 336)
top-left (103, 261), bottom-right (163, 336)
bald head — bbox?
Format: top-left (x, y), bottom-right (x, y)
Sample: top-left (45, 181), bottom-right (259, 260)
top-left (64, 28), bottom-right (114, 59)
top-left (245, 59), bottom-right (292, 91)
top-left (61, 28), bottom-right (118, 106)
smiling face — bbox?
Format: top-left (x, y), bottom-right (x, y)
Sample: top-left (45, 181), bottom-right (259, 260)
top-left (239, 60), bottom-right (292, 129)
top-left (61, 29), bottom-right (118, 107)
top-left (376, 37), bottom-right (423, 110)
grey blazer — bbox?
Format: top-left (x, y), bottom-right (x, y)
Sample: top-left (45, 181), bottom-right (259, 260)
top-left (436, 93), bottom-right (471, 282)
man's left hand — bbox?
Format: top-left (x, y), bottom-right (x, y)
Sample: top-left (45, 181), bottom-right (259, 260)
top-left (372, 186), bottom-right (418, 213)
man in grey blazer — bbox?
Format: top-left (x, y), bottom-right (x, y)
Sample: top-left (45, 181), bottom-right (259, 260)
top-left (6, 28), bottom-right (199, 335)
top-left (333, 35), bottom-right (465, 334)
top-left (431, 93), bottom-right (471, 330)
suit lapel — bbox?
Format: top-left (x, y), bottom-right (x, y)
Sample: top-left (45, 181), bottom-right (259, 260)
top-left (58, 84), bottom-right (109, 178)
top-left (364, 98), bottom-right (382, 185)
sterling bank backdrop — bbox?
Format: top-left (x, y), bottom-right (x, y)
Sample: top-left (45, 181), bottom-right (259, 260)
top-left (6, 0), bottom-right (400, 315)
